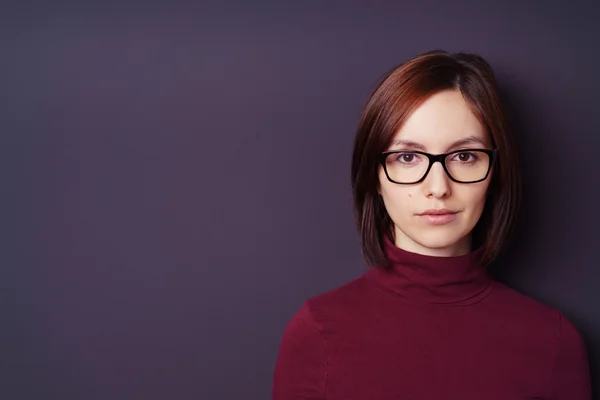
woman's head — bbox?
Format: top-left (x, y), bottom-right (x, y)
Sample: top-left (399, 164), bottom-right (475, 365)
top-left (351, 50), bottom-right (521, 268)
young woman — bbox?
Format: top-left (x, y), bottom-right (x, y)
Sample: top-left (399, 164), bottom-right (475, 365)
top-left (272, 50), bottom-right (592, 399)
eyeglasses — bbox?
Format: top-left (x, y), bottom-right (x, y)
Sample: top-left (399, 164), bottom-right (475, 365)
top-left (378, 148), bottom-right (497, 184)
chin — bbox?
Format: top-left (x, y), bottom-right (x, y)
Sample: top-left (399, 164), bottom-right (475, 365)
top-left (415, 236), bottom-right (462, 250)
top-left (394, 221), bottom-right (473, 254)
top-left (407, 227), bottom-right (468, 251)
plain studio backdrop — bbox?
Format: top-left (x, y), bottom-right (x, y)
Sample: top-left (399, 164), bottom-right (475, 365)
top-left (3, 1), bottom-right (599, 399)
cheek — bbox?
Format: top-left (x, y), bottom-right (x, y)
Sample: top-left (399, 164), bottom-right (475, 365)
top-left (380, 185), bottom-right (416, 219)
top-left (458, 186), bottom-right (488, 216)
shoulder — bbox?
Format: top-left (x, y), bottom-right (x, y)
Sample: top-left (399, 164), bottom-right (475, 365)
top-left (550, 309), bottom-right (592, 397)
top-left (305, 274), bottom-right (373, 318)
top-left (273, 301), bottom-right (329, 398)
top-left (273, 275), bottom-right (370, 398)
top-left (277, 274), bottom-right (373, 337)
top-left (552, 310), bottom-right (589, 369)
top-left (279, 274), bottom-right (368, 338)
top-left (482, 282), bottom-right (586, 354)
top-left (489, 281), bottom-right (589, 358)
top-left (488, 280), bottom-right (560, 323)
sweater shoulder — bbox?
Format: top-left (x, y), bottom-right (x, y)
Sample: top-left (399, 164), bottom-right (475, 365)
top-left (487, 281), bottom-right (588, 351)
top-left (304, 273), bottom-right (372, 317)
top-left (489, 280), bottom-right (559, 319)
top-left (495, 283), bottom-right (594, 397)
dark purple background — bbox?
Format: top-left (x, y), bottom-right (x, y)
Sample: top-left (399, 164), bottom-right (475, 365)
top-left (4, 1), bottom-right (599, 399)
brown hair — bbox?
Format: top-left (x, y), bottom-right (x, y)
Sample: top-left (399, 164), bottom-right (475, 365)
top-left (351, 50), bottom-right (521, 268)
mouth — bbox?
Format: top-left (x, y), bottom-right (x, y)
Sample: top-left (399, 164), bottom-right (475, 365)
top-left (418, 210), bottom-right (459, 225)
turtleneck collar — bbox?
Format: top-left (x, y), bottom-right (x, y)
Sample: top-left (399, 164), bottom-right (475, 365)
top-left (364, 234), bottom-right (494, 307)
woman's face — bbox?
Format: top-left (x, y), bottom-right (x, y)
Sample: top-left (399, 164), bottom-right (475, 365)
top-left (378, 89), bottom-right (493, 257)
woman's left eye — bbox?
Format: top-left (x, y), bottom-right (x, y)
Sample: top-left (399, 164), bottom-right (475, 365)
top-left (453, 152), bottom-right (475, 161)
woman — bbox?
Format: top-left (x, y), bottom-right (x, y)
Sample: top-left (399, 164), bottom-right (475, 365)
top-left (272, 50), bottom-right (592, 399)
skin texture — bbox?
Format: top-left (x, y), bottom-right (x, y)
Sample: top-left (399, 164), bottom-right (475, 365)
top-left (378, 89), bottom-right (493, 257)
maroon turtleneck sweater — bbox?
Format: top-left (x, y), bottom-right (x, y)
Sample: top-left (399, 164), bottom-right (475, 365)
top-left (272, 235), bottom-right (592, 399)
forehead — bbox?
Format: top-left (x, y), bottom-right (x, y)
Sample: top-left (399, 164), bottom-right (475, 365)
top-left (391, 90), bottom-right (488, 150)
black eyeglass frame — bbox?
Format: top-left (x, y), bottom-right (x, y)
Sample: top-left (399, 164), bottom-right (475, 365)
top-left (378, 148), bottom-right (498, 184)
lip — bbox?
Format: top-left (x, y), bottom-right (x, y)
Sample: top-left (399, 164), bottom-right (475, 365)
top-left (419, 208), bottom-right (458, 216)
top-left (418, 209), bottom-right (458, 225)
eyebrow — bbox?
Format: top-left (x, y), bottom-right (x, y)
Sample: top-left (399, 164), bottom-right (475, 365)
top-left (390, 135), bottom-right (487, 151)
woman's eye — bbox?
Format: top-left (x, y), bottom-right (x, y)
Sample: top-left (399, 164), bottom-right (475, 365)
top-left (454, 152), bottom-right (475, 162)
top-left (397, 153), bottom-right (419, 163)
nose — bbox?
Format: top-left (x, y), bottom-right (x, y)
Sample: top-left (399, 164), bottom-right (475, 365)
top-left (423, 161), bottom-right (451, 198)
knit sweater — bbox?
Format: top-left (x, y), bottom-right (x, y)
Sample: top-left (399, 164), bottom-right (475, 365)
top-left (272, 235), bottom-right (592, 399)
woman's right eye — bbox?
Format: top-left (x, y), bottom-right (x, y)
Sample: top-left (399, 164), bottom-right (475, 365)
top-left (395, 153), bottom-right (419, 163)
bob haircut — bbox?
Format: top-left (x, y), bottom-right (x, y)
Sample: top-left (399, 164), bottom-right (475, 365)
top-left (351, 50), bottom-right (521, 269)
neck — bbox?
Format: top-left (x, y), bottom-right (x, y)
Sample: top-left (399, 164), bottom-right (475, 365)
top-left (364, 234), bottom-right (494, 306)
